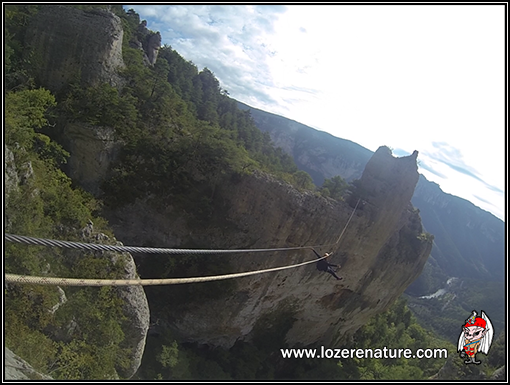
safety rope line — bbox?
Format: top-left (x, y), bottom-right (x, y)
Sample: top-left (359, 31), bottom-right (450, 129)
top-left (4, 233), bottom-right (316, 255)
top-left (331, 198), bottom-right (360, 247)
top-left (4, 254), bottom-right (329, 286)
top-left (4, 199), bottom-right (360, 255)
top-left (4, 199), bottom-right (360, 286)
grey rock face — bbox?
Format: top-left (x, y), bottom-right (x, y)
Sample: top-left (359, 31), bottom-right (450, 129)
top-left (143, 31), bottom-right (162, 66)
top-left (105, 149), bottom-right (431, 349)
top-left (4, 145), bottom-right (19, 200)
top-left (79, 227), bottom-right (150, 379)
top-left (4, 347), bottom-right (53, 380)
top-left (238, 100), bottom-right (504, 293)
top-left (24, 5), bottom-right (125, 92)
top-left (134, 20), bottom-right (162, 66)
top-left (113, 250), bottom-right (150, 379)
top-left (60, 122), bottom-right (122, 196)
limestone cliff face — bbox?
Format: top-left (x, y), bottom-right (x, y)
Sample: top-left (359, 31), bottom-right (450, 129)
top-left (129, 20), bottom-right (162, 66)
top-left (60, 123), bottom-right (122, 196)
top-left (79, 226), bottom-right (150, 379)
top-left (24, 6), bottom-right (125, 93)
top-left (24, 6), bottom-right (158, 197)
top-left (104, 147), bottom-right (432, 348)
top-left (4, 145), bottom-right (19, 201)
top-left (5, 347), bottom-right (53, 380)
top-left (238, 101), bottom-right (504, 294)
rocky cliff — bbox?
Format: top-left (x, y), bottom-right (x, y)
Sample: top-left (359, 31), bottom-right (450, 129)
top-left (59, 123), bottom-right (122, 196)
top-left (24, 5), bottom-right (125, 93)
top-left (130, 20), bottom-right (162, 66)
top-left (78, 225), bottom-right (150, 379)
top-left (237, 101), bottom-right (505, 292)
top-left (5, 347), bottom-right (53, 380)
top-left (100, 147), bottom-right (431, 348)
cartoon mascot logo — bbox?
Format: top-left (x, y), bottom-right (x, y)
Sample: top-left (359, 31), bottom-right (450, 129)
top-left (457, 310), bottom-right (493, 365)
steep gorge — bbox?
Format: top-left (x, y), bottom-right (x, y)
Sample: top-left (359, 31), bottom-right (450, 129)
top-left (6, 5), bottom-right (434, 377)
top-left (101, 147), bottom-right (432, 348)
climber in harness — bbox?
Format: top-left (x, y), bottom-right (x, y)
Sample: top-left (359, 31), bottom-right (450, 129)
top-left (313, 250), bottom-right (343, 280)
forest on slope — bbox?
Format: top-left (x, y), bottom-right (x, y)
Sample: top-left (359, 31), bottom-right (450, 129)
top-left (4, 5), bottom-right (503, 380)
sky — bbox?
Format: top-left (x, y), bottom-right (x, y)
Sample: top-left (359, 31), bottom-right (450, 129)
top-left (126, 4), bottom-right (506, 221)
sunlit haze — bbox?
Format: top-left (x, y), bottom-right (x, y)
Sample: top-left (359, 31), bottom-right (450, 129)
top-left (126, 4), bottom-right (506, 221)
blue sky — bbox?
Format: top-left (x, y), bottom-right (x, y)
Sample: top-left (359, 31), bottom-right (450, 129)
top-left (125, 4), bottom-right (506, 221)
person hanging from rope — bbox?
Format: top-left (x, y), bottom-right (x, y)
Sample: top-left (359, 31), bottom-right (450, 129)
top-left (313, 250), bottom-right (343, 280)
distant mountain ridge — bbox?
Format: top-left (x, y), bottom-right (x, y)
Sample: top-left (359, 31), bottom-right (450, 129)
top-left (236, 100), bottom-right (505, 295)
top-left (236, 103), bottom-right (373, 184)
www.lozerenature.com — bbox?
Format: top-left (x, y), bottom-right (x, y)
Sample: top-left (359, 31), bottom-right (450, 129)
top-left (281, 347), bottom-right (448, 360)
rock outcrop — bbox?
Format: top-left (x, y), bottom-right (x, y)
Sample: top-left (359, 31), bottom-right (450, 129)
top-left (59, 122), bottom-right (122, 196)
top-left (24, 5), bottom-right (125, 92)
top-left (131, 20), bottom-right (161, 66)
top-left (238, 101), bottom-right (505, 294)
top-left (4, 145), bottom-right (19, 201)
top-left (4, 347), bottom-right (53, 380)
top-left (5, 4), bottom-right (440, 378)
top-left (74, 224), bottom-right (150, 379)
top-left (104, 147), bottom-right (432, 348)
top-left (113, 247), bottom-right (151, 379)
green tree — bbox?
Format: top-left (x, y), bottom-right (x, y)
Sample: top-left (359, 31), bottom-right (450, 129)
top-left (157, 342), bottom-right (179, 368)
top-left (5, 88), bottom-right (56, 149)
top-left (4, 5), bottom-right (40, 91)
top-left (292, 170), bottom-right (315, 190)
top-left (321, 176), bottom-right (348, 200)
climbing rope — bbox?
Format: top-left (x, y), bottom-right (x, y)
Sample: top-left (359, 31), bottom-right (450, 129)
top-left (4, 254), bottom-right (328, 287)
top-left (4, 233), bottom-right (316, 255)
top-left (4, 199), bottom-right (360, 255)
top-left (4, 199), bottom-right (360, 286)
top-left (330, 198), bottom-right (360, 247)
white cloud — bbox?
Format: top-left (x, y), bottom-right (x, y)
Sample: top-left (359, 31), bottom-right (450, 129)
top-left (127, 4), bottom-right (505, 221)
